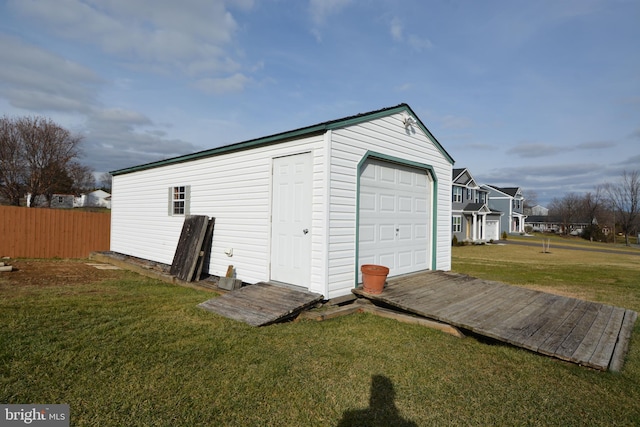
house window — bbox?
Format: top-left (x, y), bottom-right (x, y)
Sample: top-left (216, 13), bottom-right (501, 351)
top-left (453, 187), bottom-right (462, 203)
top-left (452, 216), bottom-right (462, 232)
top-left (58, 196), bottom-right (63, 204)
top-left (169, 185), bottom-right (190, 216)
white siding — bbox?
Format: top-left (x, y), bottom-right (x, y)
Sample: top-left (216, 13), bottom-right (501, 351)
top-left (111, 135), bottom-right (326, 292)
top-left (325, 113), bottom-right (452, 299)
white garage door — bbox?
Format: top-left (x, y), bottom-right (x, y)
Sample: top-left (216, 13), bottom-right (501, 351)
top-left (358, 158), bottom-right (431, 280)
top-left (486, 220), bottom-right (500, 241)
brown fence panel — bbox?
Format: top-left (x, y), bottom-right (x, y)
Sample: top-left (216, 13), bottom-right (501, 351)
top-left (0, 206), bottom-right (110, 258)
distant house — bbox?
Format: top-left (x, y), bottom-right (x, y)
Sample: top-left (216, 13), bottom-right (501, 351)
top-left (482, 185), bottom-right (527, 234)
top-left (451, 168), bottom-right (502, 242)
top-left (26, 193), bottom-right (74, 208)
top-left (526, 215), bottom-right (562, 233)
top-left (524, 204), bottom-right (549, 216)
top-left (75, 190), bottom-right (111, 209)
top-left (50, 194), bottom-right (75, 209)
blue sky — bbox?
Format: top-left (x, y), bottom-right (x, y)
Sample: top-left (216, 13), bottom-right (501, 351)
top-left (1, 0), bottom-right (638, 205)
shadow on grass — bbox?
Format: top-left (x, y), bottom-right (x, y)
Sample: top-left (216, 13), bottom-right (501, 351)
top-left (337, 375), bottom-right (417, 427)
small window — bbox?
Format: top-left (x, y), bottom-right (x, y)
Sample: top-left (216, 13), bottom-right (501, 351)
top-left (452, 216), bottom-right (462, 232)
top-left (452, 187), bottom-right (462, 203)
top-left (169, 185), bottom-right (190, 216)
top-left (58, 196), bottom-right (63, 203)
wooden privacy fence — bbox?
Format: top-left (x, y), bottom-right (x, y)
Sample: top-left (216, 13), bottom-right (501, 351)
top-left (0, 206), bottom-right (110, 258)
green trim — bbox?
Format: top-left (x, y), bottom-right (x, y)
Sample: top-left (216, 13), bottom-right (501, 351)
top-left (354, 151), bottom-right (439, 288)
top-left (111, 103), bottom-right (454, 176)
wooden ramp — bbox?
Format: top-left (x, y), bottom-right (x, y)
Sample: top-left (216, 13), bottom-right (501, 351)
top-left (353, 271), bottom-right (637, 371)
top-left (198, 282), bottom-right (323, 327)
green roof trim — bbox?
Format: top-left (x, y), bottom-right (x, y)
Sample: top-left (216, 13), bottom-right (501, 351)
top-left (110, 103), bottom-right (455, 176)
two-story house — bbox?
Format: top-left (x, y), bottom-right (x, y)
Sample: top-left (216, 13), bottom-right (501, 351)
top-left (451, 168), bottom-right (501, 242)
top-left (482, 185), bottom-right (527, 234)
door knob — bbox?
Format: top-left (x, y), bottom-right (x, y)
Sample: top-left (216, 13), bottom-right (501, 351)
top-left (303, 229), bottom-right (309, 235)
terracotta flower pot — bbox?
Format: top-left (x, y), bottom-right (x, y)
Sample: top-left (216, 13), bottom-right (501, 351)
top-left (361, 264), bottom-right (389, 294)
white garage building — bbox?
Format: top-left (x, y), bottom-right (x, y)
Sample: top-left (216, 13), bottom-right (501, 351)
top-left (110, 104), bottom-right (454, 299)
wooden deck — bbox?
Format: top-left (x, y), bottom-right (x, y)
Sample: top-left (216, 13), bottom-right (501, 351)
top-left (198, 282), bottom-right (323, 326)
top-left (353, 271), bottom-right (637, 371)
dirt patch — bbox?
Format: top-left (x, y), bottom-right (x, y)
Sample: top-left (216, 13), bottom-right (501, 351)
top-left (0, 259), bottom-right (127, 287)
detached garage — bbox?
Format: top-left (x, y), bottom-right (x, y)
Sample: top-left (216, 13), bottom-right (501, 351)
top-left (110, 104), bottom-right (454, 299)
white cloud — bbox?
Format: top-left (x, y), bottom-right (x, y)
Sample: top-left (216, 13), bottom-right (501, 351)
top-left (390, 17), bottom-right (403, 41)
top-left (408, 35), bottom-right (433, 52)
top-left (0, 35), bottom-right (102, 112)
top-left (309, 0), bottom-right (351, 25)
top-left (389, 17), bottom-right (432, 52)
top-left (7, 0), bottom-right (250, 81)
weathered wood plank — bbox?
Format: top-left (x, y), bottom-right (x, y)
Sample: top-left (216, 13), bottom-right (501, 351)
top-left (170, 215), bottom-right (210, 281)
top-left (570, 304), bottom-right (615, 365)
top-left (587, 306), bottom-right (625, 370)
top-left (431, 281), bottom-right (512, 322)
top-left (609, 309), bottom-right (638, 372)
top-left (553, 302), bottom-right (601, 360)
top-left (463, 285), bottom-right (526, 326)
top-left (357, 270), bottom-right (635, 370)
top-left (198, 282), bottom-right (323, 326)
top-left (516, 296), bottom-right (582, 351)
top-left (193, 218), bottom-right (215, 281)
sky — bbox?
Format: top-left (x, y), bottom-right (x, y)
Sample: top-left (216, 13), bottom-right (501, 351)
top-left (0, 0), bottom-right (638, 206)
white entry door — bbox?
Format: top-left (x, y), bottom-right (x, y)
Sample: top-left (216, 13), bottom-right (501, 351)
top-left (270, 153), bottom-right (312, 288)
top-left (359, 158), bottom-right (431, 280)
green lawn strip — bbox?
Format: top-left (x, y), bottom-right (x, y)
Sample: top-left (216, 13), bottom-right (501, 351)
top-left (509, 233), bottom-right (640, 252)
top-left (1, 258), bottom-right (640, 425)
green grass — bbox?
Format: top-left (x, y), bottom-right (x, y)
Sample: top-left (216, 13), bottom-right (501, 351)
top-left (2, 248), bottom-right (640, 426)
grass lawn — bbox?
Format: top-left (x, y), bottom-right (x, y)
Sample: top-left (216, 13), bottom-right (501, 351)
top-left (1, 245), bottom-right (640, 426)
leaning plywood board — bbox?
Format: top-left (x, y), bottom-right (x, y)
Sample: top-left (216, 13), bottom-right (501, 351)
top-left (170, 215), bottom-right (210, 282)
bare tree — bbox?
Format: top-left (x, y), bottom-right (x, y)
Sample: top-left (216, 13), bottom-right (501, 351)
top-left (98, 172), bottom-right (112, 192)
top-left (549, 192), bottom-right (582, 234)
top-left (604, 170), bottom-right (640, 246)
top-left (0, 116), bottom-right (26, 205)
top-left (18, 116), bottom-right (84, 206)
top-left (581, 186), bottom-right (606, 241)
top-left (0, 116), bottom-right (91, 207)
top-left (68, 162), bottom-right (96, 195)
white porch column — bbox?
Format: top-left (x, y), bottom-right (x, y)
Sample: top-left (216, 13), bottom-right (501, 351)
top-left (481, 214), bottom-right (487, 240)
top-left (472, 213), bottom-right (477, 241)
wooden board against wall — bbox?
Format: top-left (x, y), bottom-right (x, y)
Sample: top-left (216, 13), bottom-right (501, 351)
top-left (169, 215), bottom-right (212, 282)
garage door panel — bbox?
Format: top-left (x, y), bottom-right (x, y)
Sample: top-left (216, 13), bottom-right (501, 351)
top-left (379, 224), bottom-right (396, 241)
top-left (360, 225), bottom-right (375, 243)
top-left (359, 158), bottom-right (431, 279)
top-left (398, 251), bottom-right (413, 268)
top-left (379, 253), bottom-right (396, 268)
top-left (415, 198), bottom-right (428, 213)
top-left (414, 250), bottom-right (428, 265)
top-left (380, 194), bottom-right (395, 212)
top-left (380, 167), bottom-right (395, 183)
top-left (360, 192), bottom-right (376, 211)
top-left (397, 224), bottom-right (412, 240)
top-left (415, 224), bottom-right (428, 239)
top-left (398, 196), bottom-right (412, 213)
